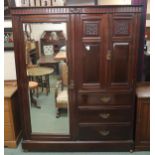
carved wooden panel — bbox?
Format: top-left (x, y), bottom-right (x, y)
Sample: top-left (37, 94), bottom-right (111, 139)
top-left (84, 22), bottom-right (99, 36)
top-left (76, 14), bottom-right (106, 90)
top-left (107, 42), bottom-right (132, 89)
top-left (113, 19), bottom-right (133, 37)
top-left (11, 6), bottom-right (142, 16)
top-left (114, 21), bottom-right (129, 35)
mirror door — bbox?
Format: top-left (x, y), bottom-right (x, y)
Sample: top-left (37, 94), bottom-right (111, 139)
top-left (22, 22), bottom-right (70, 134)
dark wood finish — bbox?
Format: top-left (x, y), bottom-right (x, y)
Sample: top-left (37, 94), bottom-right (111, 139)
top-left (78, 93), bottom-right (133, 105)
top-left (22, 140), bottom-right (134, 151)
top-left (78, 124), bottom-right (132, 140)
top-left (78, 106), bottom-right (132, 123)
top-left (4, 81), bottom-right (22, 148)
top-left (143, 53), bottom-right (150, 81)
top-left (135, 83), bottom-right (150, 150)
top-left (11, 6), bottom-right (143, 151)
top-left (132, 0), bottom-right (147, 81)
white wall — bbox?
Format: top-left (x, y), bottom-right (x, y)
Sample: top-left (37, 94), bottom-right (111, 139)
top-left (147, 0), bottom-right (150, 13)
top-left (98, 0), bottom-right (131, 5)
top-left (29, 23), bottom-right (67, 41)
top-left (4, 52), bottom-right (17, 80)
top-left (4, 20), bottom-right (17, 80)
top-left (146, 0), bottom-right (150, 27)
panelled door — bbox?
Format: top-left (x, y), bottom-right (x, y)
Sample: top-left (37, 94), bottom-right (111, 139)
top-left (106, 13), bottom-right (138, 91)
top-left (75, 14), bottom-right (109, 91)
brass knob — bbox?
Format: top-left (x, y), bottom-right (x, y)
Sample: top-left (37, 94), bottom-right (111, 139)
top-left (99, 130), bottom-right (110, 136)
top-left (100, 96), bottom-right (111, 103)
top-left (106, 50), bottom-right (111, 60)
top-left (99, 113), bottom-right (110, 119)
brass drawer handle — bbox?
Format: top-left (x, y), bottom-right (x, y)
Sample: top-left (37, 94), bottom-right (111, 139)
top-left (106, 50), bottom-right (111, 60)
top-left (99, 113), bottom-right (110, 119)
top-left (99, 130), bottom-right (110, 136)
top-left (100, 96), bottom-right (111, 103)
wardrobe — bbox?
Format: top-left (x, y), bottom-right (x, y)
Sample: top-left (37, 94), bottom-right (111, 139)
top-left (11, 5), bottom-right (144, 151)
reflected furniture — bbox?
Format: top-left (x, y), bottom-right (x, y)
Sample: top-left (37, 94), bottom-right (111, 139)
top-left (27, 66), bottom-right (54, 95)
top-left (54, 51), bottom-right (67, 61)
top-left (135, 83), bottom-right (150, 150)
top-left (4, 81), bottom-right (22, 148)
top-left (38, 55), bottom-right (60, 74)
top-left (29, 81), bottom-right (39, 108)
top-left (55, 61), bottom-right (68, 118)
top-left (25, 40), bottom-right (39, 65)
top-left (40, 30), bottom-right (66, 55)
top-left (11, 5), bottom-right (145, 151)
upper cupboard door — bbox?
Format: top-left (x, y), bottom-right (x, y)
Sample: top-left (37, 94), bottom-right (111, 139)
top-left (106, 14), bottom-right (139, 90)
top-left (76, 14), bottom-right (109, 90)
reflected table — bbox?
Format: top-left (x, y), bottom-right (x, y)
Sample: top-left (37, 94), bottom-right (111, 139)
top-left (27, 66), bottom-right (54, 95)
top-left (38, 56), bottom-right (59, 74)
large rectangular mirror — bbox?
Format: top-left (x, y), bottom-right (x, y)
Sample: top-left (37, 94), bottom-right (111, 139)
top-left (22, 22), bottom-right (70, 134)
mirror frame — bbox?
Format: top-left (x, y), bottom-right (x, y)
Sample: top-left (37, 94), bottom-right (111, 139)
top-left (12, 13), bottom-right (76, 141)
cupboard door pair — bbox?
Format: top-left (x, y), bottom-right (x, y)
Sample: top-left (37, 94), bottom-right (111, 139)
top-left (76, 13), bottom-right (138, 91)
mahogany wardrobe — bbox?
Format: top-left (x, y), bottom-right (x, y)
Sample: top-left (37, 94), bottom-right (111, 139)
top-left (11, 5), bottom-right (144, 151)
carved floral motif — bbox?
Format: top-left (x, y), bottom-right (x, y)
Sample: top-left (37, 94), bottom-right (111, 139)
top-left (85, 23), bottom-right (98, 36)
top-left (114, 21), bottom-right (129, 35)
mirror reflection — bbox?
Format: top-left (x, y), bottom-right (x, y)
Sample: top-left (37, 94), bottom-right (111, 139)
top-left (23, 22), bottom-right (69, 134)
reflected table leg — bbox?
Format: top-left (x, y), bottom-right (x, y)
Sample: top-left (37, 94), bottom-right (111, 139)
top-left (29, 81), bottom-right (41, 109)
top-left (30, 90), bottom-right (41, 109)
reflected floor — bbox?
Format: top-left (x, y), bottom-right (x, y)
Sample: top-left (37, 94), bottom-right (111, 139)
top-left (30, 75), bottom-right (69, 134)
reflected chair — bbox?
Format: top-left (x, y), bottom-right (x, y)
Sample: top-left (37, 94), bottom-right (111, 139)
top-left (27, 65), bottom-right (51, 96)
top-left (29, 81), bottom-right (40, 108)
top-left (26, 40), bottom-right (50, 96)
top-left (55, 61), bottom-right (68, 118)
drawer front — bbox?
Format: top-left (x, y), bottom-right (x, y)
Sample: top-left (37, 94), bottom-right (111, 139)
top-left (78, 124), bottom-right (132, 140)
top-left (78, 93), bottom-right (133, 106)
top-left (78, 107), bottom-right (132, 123)
top-left (4, 125), bottom-right (14, 141)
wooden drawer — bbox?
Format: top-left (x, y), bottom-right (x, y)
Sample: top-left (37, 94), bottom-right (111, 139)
top-left (4, 125), bottom-right (14, 141)
top-left (78, 124), bottom-right (132, 140)
top-left (78, 107), bottom-right (131, 123)
top-left (78, 93), bottom-right (133, 106)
